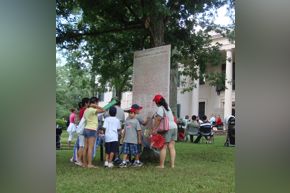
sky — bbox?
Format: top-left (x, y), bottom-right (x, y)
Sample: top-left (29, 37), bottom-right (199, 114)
top-left (56, 4), bottom-right (234, 67)
top-left (214, 4), bottom-right (233, 26)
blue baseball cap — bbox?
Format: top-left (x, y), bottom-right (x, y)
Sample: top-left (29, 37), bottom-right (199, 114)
top-left (131, 104), bottom-right (143, 110)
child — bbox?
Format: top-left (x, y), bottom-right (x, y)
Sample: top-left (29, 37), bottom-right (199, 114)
top-left (102, 106), bottom-right (121, 168)
top-left (130, 104), bottom-right (147, 166)
top-left (67, 108), bottom-right (76, 148)
top-left (119, 108), bottom-right (142, 167)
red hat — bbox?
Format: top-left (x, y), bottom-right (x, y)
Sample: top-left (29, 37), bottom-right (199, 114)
top-left (125, 108), bottom-right (137, 113)
top-left (153, 94), bottom-right (163, 103)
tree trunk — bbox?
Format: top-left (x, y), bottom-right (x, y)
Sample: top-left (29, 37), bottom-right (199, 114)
top-left (141, 13), bottom-right (178, 162)
top-left (90, 71), bottom-right (96, 96)
top-left (148, 15), bottom-right (165, 47)
top-left (149, 15), bottom-right (177, 115)
top-left (170, 63), bottom-right (178, 115)
top-left (116, 87), bottom-right (122, 101)
top-left (91, 59), bottom-right (98, 96)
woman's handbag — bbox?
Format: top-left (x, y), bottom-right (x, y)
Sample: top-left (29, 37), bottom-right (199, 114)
top-left (76, 117), bottom-right (86, 135)
top-left (156, 107), bottom-right (170, 133)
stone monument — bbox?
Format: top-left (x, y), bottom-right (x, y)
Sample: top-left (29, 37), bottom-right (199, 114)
top-left (132, 44), bottom-right (171, 117)
top-left (132, 45), bottom-right (171, 161)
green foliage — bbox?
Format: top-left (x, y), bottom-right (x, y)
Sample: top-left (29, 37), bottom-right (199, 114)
top-left (56, 118), bottom-right (67, 129)
top-left (205, 72), bottom-right (226, 93)
top-left (56, 0), bottom-right (235, 96)
top-left (56, 52), bottom-right (92, 119)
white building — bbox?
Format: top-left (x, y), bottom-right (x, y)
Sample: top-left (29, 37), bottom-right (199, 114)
top-left (177, 34), bottom-right (235, 120)
top-left (98, 34), bottom-right (235, 121)
top-left (98, 91), bottom-right (133, 110)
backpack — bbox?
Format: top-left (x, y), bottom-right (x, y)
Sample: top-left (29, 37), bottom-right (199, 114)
top-left (228, 117), bottom-right (235, 130)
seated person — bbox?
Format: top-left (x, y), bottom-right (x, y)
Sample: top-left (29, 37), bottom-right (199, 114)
top-left (186, 115), bottom-right (200, 143)
top-left (193, 115), bottom-right (214, 144)
top-left (215, 115), bottom-right (223, 126)
top-left (209, 114), bottom-right (216, 126)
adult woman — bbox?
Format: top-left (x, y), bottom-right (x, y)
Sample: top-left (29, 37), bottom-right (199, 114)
top-left (152, 94), bottom-right (177, 168)
top-left (82, 97), bottom-right (105, 168)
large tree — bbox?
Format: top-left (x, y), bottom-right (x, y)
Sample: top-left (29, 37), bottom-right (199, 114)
top-left (56, 0), bottom-right (234, 112)
top-left (56, 0), bottom-right (234, 162)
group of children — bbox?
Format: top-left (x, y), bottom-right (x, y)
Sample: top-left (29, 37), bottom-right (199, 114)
top-left (67, 97), bottom-right (147, 168)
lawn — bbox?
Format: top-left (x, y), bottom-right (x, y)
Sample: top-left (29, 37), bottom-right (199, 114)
top-left (57, 132), bottom-right (234, 193)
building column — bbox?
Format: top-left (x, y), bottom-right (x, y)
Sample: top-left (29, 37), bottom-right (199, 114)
top-left (192, 65), bottom-right (199, 116)
top-left (224, 49), bottom-right (233, 119)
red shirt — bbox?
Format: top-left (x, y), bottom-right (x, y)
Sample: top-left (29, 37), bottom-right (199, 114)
top-left (216, 117), bottom-right (222, 125)
top-left (69, 112), bottom-right (75, 123)
top-left (79, 107), bottom-right (86, 119)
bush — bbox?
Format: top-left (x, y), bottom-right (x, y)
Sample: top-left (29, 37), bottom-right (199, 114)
top-left (56, 119), bottom-right (67, 130)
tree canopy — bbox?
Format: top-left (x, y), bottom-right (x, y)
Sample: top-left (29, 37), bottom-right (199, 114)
top-left (56, 51), bottom-right (92, 119)
top-left (56, 0), bottom-right (235, 112)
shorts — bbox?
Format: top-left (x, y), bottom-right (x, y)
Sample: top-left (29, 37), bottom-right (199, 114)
top-left (78, 135), bottom-right (85, 147)
top-left (105, 141), bottom-right (118, 154)
top-left (83, 129), bottom-right (97, 138)
top-left (122, 143), bottom-right (138, 156)
top-left (163, 128), bottom-right (177, 143)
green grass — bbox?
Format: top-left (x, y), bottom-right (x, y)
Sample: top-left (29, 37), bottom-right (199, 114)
top-left (57, 135), bottom-right (234, 193)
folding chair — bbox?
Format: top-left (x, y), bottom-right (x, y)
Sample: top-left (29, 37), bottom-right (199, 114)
top-left (199, 126), bottom-right (215, 144)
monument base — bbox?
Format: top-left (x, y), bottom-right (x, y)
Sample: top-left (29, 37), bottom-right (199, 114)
top-left (140, 147), bottom-right (159, 163)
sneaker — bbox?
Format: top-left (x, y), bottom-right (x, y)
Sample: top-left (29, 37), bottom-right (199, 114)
top-left (113, 158), bottom-right (122, 165)
top-left (75, 161), bottom-right (83, 166)
top-left (119, 162), bottom-right (127, 168)
top-left (70, 157), bottom-right (75, 163)
top-left (132, 161), bottom-right (143, 167)
top-left (126, 160), bottom-right (132, 166)
top-left (108, 163), bottom-right (114, 168)
top-left (87, 164), bottom-right (98, 169)
top-left (137, 161), bottom-right (143, 167)
top-left (104, 161), bottom-right (109, 167)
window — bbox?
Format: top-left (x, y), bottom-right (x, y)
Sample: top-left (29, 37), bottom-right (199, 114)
top-left (232, 62), bottom-right (235, 90)
top-left (177, 104), bottom-right (181, 118)
top-left (198, 102), bottom-right (205, 118)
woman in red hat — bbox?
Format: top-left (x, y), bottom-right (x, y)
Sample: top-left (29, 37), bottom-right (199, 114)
top-left (152, 94), bottom-right (178, 168)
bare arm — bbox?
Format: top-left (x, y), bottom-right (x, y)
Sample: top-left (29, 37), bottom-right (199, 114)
top-left (153, 116), bottom-right (162, 130)
top-left (89, 104), bottom-right (106, 113)
top-left (142, 117), bottom-right (148, 126)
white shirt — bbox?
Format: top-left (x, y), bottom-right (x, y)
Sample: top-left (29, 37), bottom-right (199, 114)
top-left (103, 117), bottom-right (121, 142)
top-left (209, 116), bottom-right (216, 125)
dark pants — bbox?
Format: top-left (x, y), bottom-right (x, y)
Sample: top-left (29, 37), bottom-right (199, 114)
top-left (189, 135), bottom-right (194, 143)
top-left (193, 134), bottom-right (210, 143)
top-left (56, 128), bottom-right (62, 149)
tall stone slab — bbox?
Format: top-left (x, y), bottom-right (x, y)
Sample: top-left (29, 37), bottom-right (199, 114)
top-left (132, 45), bottom-right (171, 118)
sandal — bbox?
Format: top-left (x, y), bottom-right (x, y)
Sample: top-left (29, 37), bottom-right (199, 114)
top-left (87, 165), bottom-right (98, 168)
